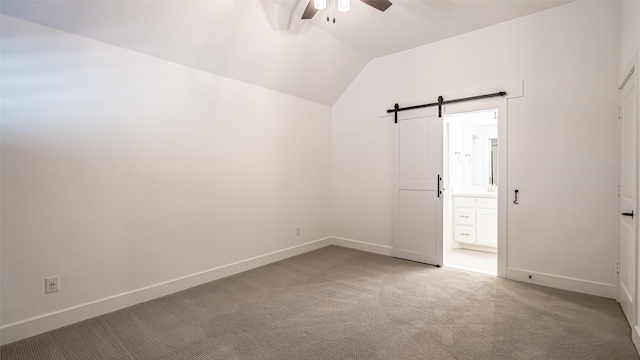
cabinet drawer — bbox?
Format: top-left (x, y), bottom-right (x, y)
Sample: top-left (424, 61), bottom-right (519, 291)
top-left (477, 198), bottom-right (497, 209)
top-left (453, 196), bottom-right (475, 208)
top-left (454, 209), bottom-right (476, 225)
top-left (455, 226), bottom-right (476, 244)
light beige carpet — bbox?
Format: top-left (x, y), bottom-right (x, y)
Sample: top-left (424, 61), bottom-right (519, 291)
top-left (2, 245), bottom-right (638, 359)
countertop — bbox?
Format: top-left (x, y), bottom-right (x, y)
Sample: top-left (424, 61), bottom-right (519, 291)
top-left (451, 192), bottom-right (497, 198)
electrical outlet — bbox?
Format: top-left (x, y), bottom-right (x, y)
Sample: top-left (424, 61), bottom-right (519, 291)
top-left (296, 226), bottom-right (301, 236)
top-left (45, 276), bottom-right (59, 294)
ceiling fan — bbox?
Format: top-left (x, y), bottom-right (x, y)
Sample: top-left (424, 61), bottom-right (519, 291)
top-left (301, 0), bottom-right (392, 20)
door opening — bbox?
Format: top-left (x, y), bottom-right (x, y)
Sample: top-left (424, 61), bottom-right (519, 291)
top-left (443, 109), bottom-right (498, 275)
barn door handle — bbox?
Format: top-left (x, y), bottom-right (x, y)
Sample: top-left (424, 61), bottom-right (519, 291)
top-left (437, 174), bottom-right (442, 198)
top-left (622, 211), bottom-right (634, 219)
top-left (513, 189), bottom-right (519, 204)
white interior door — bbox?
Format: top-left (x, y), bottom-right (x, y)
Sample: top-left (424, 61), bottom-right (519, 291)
top-left (619, 66), bottom-right (637, 325)
top-left (393, 107), bottom-right (443, 266)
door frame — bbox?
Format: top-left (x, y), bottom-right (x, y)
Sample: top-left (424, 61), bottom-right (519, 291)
top-left (442, 99), bottom-right (508, 278)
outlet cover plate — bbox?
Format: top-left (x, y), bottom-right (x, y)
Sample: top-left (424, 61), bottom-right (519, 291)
top-left (45, 276), bottom-right (59, 294)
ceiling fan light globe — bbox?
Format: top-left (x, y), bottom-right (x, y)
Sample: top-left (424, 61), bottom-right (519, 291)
top-left (338, 0), bottom-right (350, 12)
top-left (314, 0), bottom-right (327, 10)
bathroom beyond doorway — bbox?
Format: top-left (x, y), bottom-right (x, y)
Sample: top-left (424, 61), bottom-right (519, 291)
top-left (444, 109), bottom-right (498, 275)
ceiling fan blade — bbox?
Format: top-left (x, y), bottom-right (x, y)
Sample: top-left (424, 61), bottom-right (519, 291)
top-left (360, 0), bottom-right (392, 12)
top-left (302, 0), bottom-right (318, 19)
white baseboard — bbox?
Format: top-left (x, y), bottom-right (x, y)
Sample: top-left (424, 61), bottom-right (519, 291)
top-left (330, 237), bottom-right (394, 256)
top-left (2, 239), bottom-right (619, 346)
top-left (507, 268), bottom-right (616, 299)
top-left (633, 326), bottom-right (640, 356)
top-left (0, 237), bottom-right (332, 346)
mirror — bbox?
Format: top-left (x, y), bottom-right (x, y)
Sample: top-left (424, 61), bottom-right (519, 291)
top-left (490, 138), bottom-right (498, 185)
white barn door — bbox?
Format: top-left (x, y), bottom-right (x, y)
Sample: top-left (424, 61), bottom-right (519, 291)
top-left (393, 107), bottom-right (443, 266)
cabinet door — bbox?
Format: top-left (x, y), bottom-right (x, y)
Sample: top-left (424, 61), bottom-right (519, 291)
top-left (477, 208), bottom-right (498, 247)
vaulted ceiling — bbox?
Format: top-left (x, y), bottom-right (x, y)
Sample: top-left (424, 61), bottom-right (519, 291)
top-left (1, 0), bottom-right (573, 106)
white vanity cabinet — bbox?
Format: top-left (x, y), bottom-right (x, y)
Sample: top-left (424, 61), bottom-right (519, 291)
top-left (452, 194), bottom-right (497, 249)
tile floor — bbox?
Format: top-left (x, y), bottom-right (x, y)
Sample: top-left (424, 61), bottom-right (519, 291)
top-left (444, 247), bottom-right (497, 275)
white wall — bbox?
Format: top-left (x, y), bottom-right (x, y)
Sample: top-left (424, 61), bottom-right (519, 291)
top-left (332, 1), bottom-right (619, 293)
top-left (1, 14), bottom-right (331, 341)
top-left (620, 0), bottom-right (640, 76)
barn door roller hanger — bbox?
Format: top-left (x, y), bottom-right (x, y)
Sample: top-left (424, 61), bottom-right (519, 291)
top-left (387, 91), bottom-right (507, 123)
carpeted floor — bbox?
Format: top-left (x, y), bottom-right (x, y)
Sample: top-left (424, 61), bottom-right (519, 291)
top-left (2, 245), bottom-right (638, 359)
